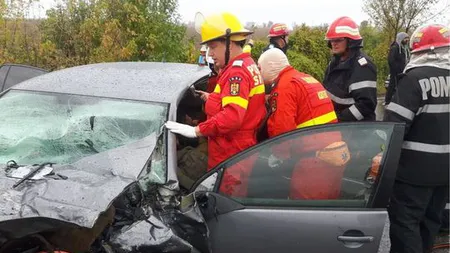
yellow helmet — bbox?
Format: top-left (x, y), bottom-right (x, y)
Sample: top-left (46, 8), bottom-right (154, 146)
top-left (200, 13), bottom-right (253, 44)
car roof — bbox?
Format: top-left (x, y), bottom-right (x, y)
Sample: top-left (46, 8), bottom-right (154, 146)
top-left (12, 62), bottom-right (210, 103)
top-left (1, 63), bottom-right (48, 72)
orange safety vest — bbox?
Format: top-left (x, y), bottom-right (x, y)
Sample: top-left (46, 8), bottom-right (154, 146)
top-left (267, 66), bottom-right (346, 200)
top-left (268, 66), bottom-right (342, 161)
top-left (267, 66), bottom-right (338, 139)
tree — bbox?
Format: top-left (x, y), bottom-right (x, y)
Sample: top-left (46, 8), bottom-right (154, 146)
top-left (39, 0), bottom-right (190, 68)
top-left (0, 0), bottom-right (41, 65)
top-left (287, 24), bottom-right (330, 80)
top-left (363, 0), bottom-right (442, 41)
top-left (359, 22), bottom-right (390, 93)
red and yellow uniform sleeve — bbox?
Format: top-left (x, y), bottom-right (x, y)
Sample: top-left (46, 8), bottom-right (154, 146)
top-left (199, 69), bottom-right (251, 136)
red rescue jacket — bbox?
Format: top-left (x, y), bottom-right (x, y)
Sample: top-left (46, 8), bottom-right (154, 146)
top-left (198, 53), bottom-right (266, 169)
top-left (267, 66), bottom-right (345, 199)
top-left (267, 66), bottom-right (338, 139)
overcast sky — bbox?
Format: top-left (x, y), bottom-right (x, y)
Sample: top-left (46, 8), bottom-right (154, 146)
top-left (35, 0), bottom-right (449, 26)
top-left (179, 0), bottom-right (371, 26)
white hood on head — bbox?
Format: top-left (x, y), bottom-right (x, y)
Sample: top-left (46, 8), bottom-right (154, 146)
top-left (258, 48), bottom-right (290, 84)
top-left (404, 46), bottom-right (450, 72)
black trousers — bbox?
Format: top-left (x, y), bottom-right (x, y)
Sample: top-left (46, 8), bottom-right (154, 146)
top-left (388, 180), bottom-right (449, 253)
top-left (441, 207), bottom-right (449, 232)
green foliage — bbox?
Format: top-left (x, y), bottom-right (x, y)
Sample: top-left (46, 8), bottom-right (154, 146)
top-left (1, 0), bottom-right (190, 69)
top-left (250, 23), bottom-right (390, 94)
top-left (287, 51), bottom-right (325, 81)
top-left (360, 23), bottom-right (390, 94)
top-left (250, 40), bottom-right (266, 61)
top-left (1, 0), bottom-right (397, 95)
top-left (251, 25), bottom-right (330, 81)
top-left (287, 24), bottom-right (330, 81)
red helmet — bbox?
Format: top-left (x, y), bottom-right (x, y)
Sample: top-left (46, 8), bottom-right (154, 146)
top-left (326, 16), bottom-right (362, 40)
top-left (268, 23), bottom-right (290, 38)
top-left (410, 24), bottom-right (450, 53)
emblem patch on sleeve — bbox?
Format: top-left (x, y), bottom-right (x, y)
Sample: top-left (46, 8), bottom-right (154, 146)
top-left (229, 76), bottom-right (242, 96)
top-left (271, 99), bottom-right (277, 112)
top-left (270, 92), bottom-right (278, 112)
top-left (358, 57), bottom-right (368, 66)
top-left (317, 90), bottom-right (328, 100)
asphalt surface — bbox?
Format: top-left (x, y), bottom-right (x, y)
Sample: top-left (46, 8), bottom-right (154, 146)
top-left (375, 97), bottom-right (385, 121)
top-left (378, 220), bottom-right (449, 253)
top-left (375, 98), bottom-right (449, 253)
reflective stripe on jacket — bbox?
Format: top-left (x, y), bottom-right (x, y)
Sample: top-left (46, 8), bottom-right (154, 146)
top-left (323, 51), bottom-right (377, 121)
top-left (267, 66), bottom-right (338, 138)
top-left (384, 66), bottom-right (449, 186)
top-left (199, 53), bottom-right (267, 169)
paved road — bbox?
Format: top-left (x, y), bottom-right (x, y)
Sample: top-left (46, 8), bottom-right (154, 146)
top-left (376, 97), bottom-right (385, 121)
top-left (375, 98), bottom-right (449, 253)
top-left (378, 219), bottom-right (449, 253)
top-left (375, 99), bottom-right (390, 253)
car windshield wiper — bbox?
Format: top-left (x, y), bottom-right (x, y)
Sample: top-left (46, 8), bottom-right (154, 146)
top-left (12, 162), bottom-right (54, 188)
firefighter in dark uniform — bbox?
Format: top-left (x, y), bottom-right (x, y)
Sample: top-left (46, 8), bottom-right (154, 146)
top-left (384, 24), bottom-right (450, 253)
top-left (261, 23), bottom-right (291, 99)
top-left (263, 23), bottom-right (290, 54)
top-left (323, 16), bottom-right (377, 122)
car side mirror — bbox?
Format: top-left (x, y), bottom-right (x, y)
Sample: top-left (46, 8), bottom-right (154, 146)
top-left (193, 170), bottom-right (220, 192)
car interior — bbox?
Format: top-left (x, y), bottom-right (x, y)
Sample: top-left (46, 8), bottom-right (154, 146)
top-left (175, 75), bottom-right (210, 192)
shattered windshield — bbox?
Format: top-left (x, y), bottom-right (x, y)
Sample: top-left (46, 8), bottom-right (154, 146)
top-left (0, 90), bottom-right (168, 165)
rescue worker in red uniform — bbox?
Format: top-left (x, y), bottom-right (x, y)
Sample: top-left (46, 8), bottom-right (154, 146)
top-left (165, 13), bottom-right (266, 196)
top-left (258, 48), bottom-right (349, 199)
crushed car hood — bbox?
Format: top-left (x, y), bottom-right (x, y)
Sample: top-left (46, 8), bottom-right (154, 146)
top-left (0, 133), bottom-right (158, 229)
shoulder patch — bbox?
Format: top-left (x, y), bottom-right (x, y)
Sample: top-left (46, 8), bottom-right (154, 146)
top-left (229, 76), bottom-right (242, 96)
top-left (317, 90), bottom-right (328, 100)
top-left (301, 76), bottom-right (320, 84)
top-left (232, 60), bottom-right (243, 67)
top-left (358, 57), bottom-right (368, 66)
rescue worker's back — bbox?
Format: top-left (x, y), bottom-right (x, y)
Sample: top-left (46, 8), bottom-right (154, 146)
top-left (257, 48), bottom-right (348, 200)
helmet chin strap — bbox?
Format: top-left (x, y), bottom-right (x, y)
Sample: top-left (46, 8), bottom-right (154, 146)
top-left (225, 28), bottom-right (231, 66)
top-left (281, 36), bottom-right (288, 53)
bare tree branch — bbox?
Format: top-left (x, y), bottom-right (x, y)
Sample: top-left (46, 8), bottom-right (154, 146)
top-left (363, 0), bottom-right (439, 40)
top-left (421, 2), bottom-right (450, 23)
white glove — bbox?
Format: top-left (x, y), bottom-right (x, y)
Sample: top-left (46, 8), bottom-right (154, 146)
top-left (165, 121), bottom-right (197, 138)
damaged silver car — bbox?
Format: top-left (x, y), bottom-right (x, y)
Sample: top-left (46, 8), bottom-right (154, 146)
top-left (0, 62), bottom-right (406, 253)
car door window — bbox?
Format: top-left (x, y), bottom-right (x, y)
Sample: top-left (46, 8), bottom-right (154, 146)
top-left (4, 66), bottom-right (46, 90)
top-left (0, 66), bottom-right (10, 91)
top-left (215, 123), bottom-right (393, 208)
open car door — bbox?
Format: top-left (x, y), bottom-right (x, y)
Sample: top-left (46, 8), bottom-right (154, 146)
top-left (190, 122), bottom-right (405, 253)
